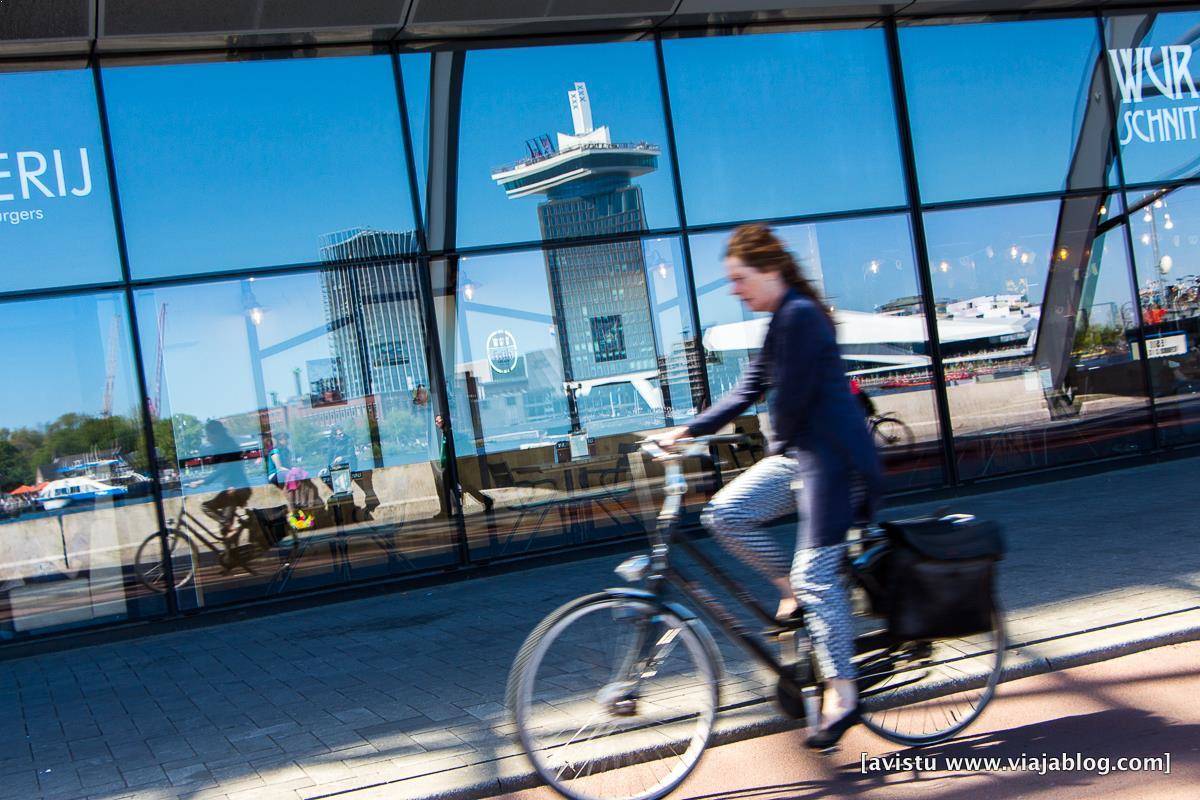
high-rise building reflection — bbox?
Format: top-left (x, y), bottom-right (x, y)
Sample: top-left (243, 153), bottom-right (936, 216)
top-left (492, 83), bottom-right (662, 430)
top-left (318, 228), bottom-right (427, 400)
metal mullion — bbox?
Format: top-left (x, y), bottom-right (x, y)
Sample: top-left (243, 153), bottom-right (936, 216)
top-left (391, 48), bottom-right (471, 564)
top-left (884, 18), bottom-right (959, 487)
top-left (1095, 10), bottom-right (1163, 445)
top-left (443, 224), bottom-right (686, 259)
top-left (653, 37), bottom-right (713, 414)
top-left (0, 279), bottom-right (127, 305)
top-left (91, 60), bottom-right (179, 615)
top-left (1120, 174), bottom-right (1200, 197)
top-left (682, 204), bottom-right (912, 236)
top-left (919, 186), bottom-right (1116, 214)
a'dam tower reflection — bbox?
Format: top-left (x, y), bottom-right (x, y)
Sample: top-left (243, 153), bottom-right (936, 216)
top-left (491, 83), bottom-right (660, 392)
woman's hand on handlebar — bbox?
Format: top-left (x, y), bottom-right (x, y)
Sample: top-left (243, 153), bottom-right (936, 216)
top-left (651, 426), bottom-right (689, 451)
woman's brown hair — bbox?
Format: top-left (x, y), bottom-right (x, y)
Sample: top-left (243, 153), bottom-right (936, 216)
top-left (724, 224), bottom-right (830, 322)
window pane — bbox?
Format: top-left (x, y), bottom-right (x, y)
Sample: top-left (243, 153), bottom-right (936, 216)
top-left (1126, 185), bottom-right (1200, 445)
top-left (0, 293), bottom-right (166, 640)
top-left (104, 55), bottom-right (416, 278)
top-left (901, 18), bottom-right (1110, 203)
top-left (924, 196), bottom-right (1152, 479)
top-left (444, 238), bottom-right (698, 558)
top-left (134, 254), bottom-right (455, 608)
top-left (691, 216), bottom-right (945, 490)
top-left (0, 68), bottom-right (121, 292)
top-left (400, 52), bottom-right (430, 229)
top-left (1107, 11), bottom-right (1200, 185)
top-left (457, 41), bottom-right (679, 248)
top-left (664, 28), bottom-right (907, 225)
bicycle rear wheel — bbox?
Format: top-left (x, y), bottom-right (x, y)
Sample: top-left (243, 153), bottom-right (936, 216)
top-left (508, 594), bottom-right (720, 800)
top-left (857, 609), bottom-right (1006, 746)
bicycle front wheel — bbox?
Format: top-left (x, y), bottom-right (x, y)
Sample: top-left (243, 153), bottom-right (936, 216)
top-left (508, 594), bottom-right (720, 800)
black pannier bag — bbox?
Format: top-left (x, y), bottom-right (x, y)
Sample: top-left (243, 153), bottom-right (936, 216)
top-left (248, 505), bottom-right (291, 548)
top-left (853, 514), bottom-right (1004, 641)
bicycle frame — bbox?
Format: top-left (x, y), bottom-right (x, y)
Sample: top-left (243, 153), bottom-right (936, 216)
top-left (625, 438), bottom-right (901, 699)
top-left (628, 438), bottom-right (813, 692)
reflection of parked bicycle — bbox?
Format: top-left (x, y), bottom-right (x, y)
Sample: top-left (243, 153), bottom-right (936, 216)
top-left (507, 435), bottom-right (1005, 800)
top-left (135, 497), bottom-right (294, 593)
top-left (869, 412), bottom-right (915, 449)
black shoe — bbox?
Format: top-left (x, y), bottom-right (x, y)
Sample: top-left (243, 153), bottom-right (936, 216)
top-left (763, 607), bottom-right (805, 638)
top-left (774, 607), bottom-right (804, 627)
top-left (805, 704), bottom-right (862, 751)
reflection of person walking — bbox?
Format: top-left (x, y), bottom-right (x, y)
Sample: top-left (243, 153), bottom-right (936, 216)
top-left (432, 414), bottom-right (493, 517)
top-left (326, 425), bottom-right (379, 518)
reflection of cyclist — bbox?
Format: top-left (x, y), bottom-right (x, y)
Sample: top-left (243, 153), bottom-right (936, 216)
top-left (193, 420), bottom-right (251, 536)
top-left (849, 376), bottom-right (876, 418)
top-left (657, 224), bottom-right (883, 751)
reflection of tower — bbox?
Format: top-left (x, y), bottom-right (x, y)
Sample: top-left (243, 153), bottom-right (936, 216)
top-left (318, 228), bottom-right (427, 398)
top-left (492, 83), bottom-right (660, 386)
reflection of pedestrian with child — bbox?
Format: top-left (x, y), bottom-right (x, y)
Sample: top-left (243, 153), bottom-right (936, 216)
top-left (432, 414), bottom-right (492, 518)
top-left (192, 420), bottom-right (251, 536)
top-left (267, 431), bottom-right (317, 528)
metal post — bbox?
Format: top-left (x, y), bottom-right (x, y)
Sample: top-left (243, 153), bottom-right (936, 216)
top-left (392, 49), bottom-right (472, 564)
top-left (883, 19), bottom-right (960, 486)
top-left (1096, 11), bottom-right (1163, 444)
top-left (92, 62), bottom-right (179, 614)
top-left (653, 35), bottom-right (722, 487)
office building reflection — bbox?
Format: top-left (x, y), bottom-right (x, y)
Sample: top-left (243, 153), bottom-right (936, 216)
top-left (492, 83), bottom-right (662, 431)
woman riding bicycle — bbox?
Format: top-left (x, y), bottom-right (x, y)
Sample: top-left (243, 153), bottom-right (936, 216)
top-left (656, 223), bottom-right (883, 750)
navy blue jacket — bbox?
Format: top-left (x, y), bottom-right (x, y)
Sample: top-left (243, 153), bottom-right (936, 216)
top-left (686, 289), bottom-right (884, 513)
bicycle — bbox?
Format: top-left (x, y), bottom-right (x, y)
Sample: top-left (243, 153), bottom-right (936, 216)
top-left (869, 412), bottom-right (915, 449)
top-left (507, 434), bottom-right (1005, 800)
top-left (134, 496), bottom-right (296, 592)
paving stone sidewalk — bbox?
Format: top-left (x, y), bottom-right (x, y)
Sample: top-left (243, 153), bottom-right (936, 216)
top-left (2, 457), bottom-right (1199, 800)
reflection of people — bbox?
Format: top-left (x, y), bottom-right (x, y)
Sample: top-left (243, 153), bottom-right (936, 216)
top-left (412, 383), bottom-right (430, 408)
top-left (326, 425), bottom-right (379, 517)
top-left (432, 414), bottom-right (493, 517)
top-left (655, 224), bottom-right (883, 751)
top-left (192, 420), bottom-right (251, 536)
top-left (267, 431), bottom-right (317, 528)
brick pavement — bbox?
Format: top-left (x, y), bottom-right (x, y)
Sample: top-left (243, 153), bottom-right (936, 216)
top-left (1, 456), bottom-right (1198, 800)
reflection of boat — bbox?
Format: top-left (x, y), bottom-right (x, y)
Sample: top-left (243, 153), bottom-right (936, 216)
top-left (38, 477), bottom-right (128, 510)
top-left (55, 455), bottom-right (152, 499)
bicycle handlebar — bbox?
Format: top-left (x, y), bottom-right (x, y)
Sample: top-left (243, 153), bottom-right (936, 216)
top-left (638, 434), bottom-right (747, 461)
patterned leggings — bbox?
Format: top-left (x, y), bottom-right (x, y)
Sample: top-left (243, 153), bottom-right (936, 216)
top-left (701, 453), bottom-right (858, 680)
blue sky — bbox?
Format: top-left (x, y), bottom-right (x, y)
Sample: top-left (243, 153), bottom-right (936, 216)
top-left (102, 55), bottom-right (415, 278)
top-left (901, 17), bottom-right (1105, 202)
top-left (456, 40), bottom-right (679, 247)
top-left (663, 28), bottom-right (907, 223)
top-left (0, 293), bottom-right (139, 429)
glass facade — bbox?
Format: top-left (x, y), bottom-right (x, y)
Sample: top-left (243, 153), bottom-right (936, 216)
top-left (2, 10), bottom-right (1196, 641)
